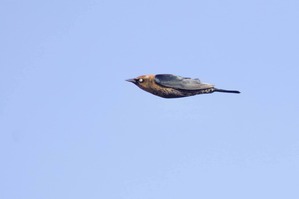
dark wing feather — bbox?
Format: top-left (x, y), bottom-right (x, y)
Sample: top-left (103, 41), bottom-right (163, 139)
top-left (154, 74), bottom-right (214, 90)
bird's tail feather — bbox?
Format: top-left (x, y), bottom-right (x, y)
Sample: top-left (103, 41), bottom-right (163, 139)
top-left (214, 88), bottom-right (240, 94)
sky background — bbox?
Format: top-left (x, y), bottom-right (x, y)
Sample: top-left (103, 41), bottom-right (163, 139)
top-left (1, 0), bottom-right (299, 198)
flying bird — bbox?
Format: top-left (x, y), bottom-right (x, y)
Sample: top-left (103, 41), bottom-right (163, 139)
top-left (126, 74), bottom-right (240, 98)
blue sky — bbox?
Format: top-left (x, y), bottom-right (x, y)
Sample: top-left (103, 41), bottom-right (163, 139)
top-left (1, 0), bottom-right (299, 198)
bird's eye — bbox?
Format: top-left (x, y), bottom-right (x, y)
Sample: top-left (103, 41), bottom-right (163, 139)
top-left (138, 78), bottom-right (144, 83)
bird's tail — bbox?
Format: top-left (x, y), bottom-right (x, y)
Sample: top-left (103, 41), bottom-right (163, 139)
top-left (214, 88), bottom-right (240, 94)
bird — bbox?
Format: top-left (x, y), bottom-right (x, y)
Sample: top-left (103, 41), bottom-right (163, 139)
top-left (126, 74), bottom-right (240, 98)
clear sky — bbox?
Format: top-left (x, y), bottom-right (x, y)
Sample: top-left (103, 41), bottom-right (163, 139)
top-left (1, 0), bottom-right (299, 198)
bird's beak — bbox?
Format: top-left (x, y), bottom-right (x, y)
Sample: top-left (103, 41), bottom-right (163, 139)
top-left (126, 78), bottom-right (137, 84)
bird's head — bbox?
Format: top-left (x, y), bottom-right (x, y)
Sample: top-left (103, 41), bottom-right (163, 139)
top-left (126, 74), bottom-right (155, 91)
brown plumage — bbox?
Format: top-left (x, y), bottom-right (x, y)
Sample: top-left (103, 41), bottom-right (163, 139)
top-left (126, 74), bottom-right (240, 98)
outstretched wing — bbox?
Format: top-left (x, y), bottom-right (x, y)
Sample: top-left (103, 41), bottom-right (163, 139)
top-left (154, 74), bottom-right (214, 90)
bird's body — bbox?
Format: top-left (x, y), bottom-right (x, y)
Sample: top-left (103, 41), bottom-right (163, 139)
top-left (126, 74), bottom-right (240, 98)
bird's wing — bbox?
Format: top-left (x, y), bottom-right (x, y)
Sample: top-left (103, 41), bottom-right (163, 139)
top-left (154, 74), bottom-right (214, 90)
